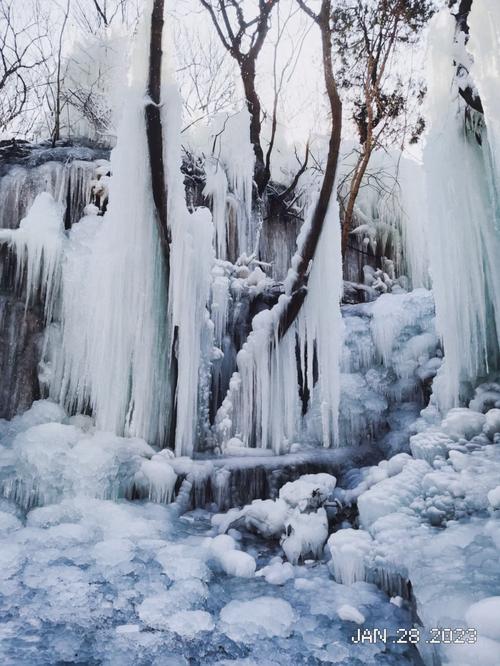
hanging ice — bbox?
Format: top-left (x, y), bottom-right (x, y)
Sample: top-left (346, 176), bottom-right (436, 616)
top-left (0, 192), bottom-right (65, 324)
top-left (469, 0), bottom-right (500, 173)
top-left (207, 110), bottom-right (255, 259)
top-left (203, 159), bottom-right (228, 260)
top-left (422, 10), bottom-right (500, 410)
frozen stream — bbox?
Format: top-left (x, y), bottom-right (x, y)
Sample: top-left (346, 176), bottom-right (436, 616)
top-left (0, 403), bottom-right (421, 666)
top-left (0, 498), bottom-right (420, 665)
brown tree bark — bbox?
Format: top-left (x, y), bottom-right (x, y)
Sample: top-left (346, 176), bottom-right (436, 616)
top-left (145, 0), bottom-right (170, 267)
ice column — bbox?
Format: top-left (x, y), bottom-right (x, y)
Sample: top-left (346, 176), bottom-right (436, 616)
top-left (423, 11), bottom-right (500, 410)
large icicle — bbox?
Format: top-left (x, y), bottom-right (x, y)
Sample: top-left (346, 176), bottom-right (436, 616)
top-left (169, 205), bottom-right (215, 457)
top-left (297, 197), bottom-right (344, 447)
top-left (163, 74), bottom-right (216, 457)
top-left (52, 8), bottom-right (172, 446)
top-left (208, 111), bottom-right (255, 260)
top-left (468, 0), bottom-right (500, 173)
top-left (216, 307), bottom-right (301, 455)
top-left (203, 159), bottom-right (229, 260)
top-left (422, 10), bottom-right (500, 410)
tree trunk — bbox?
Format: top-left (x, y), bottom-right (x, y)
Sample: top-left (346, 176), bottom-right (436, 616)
top-left (278, 1), bottom-right (342, 339)
top-left (145, 0), bottom-right (176, 449)
top-left (341, 146), bottom-right (372, 257)
top-left (145, 0), bottom-right (170, 266)
top-left (241, 57), bottom-right (268, 196)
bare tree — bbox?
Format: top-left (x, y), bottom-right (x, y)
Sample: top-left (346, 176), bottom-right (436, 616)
top-left (146, 0), bottom-right (169, 261)
top-left (0, 1), bottom-right (48, 132)
top-left (52, 0), bottom-right (71, 146)
top-left (73, 0), bottom-right (140, 34)
top-left (198, 0), bottom-right (279, 196)
top-left (175, 28), bottom-right (237, 133)
top-left (332, 0), bottom-right (433, 256)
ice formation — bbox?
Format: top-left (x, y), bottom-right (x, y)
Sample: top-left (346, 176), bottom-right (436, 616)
top-left (0, 158), bottom-right (97, 231)
top-left (52, 82), bottom-right (172, 445)
top-left (207, 111), bottom-right (255, 258)
top-left (212, 472), bottom-right (336, 565)
top-left (1, 8), bottom-right (216, 455)
top-left (422, 9), bottom-right (500, 410)
top-left (0, 192), bottom-right (64, 323)
top-left (216, 194), bottom-right (343, 454)
top-left (0, 2), bottom-right (500, 665)
top-left (203, 158), bottom-right (229, 259)
top-left (0, 399), bottom-right (420, 665)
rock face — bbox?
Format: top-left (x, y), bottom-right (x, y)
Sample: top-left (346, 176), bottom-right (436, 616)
top-left (0, 155), bottom-right (104, 231)
top-left (0, 294), bottom-right (43, 419)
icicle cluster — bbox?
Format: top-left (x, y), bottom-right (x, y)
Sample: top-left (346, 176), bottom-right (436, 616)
top-left (53, 87), bottom-right (172, 444)
top-left (215, 194), bottom-right (344, 454)
top-left (0, 192), bottom-right (65, 323)
top-left (202, 110), bottom-right (256, 261)
top-left (422, 9), bottom-right (500, 410)
top-left (203, 158), bottom-right (228, 260)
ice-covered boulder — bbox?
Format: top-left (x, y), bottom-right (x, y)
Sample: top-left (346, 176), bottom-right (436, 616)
top-left (484, 408), bottom-right (500, 440)
top-left (212, 498), bottom-right (289, 539)
top-left (256, 558), bottom-right (294, 585)
top-left (357, 459), bottom-right (430, 528)
top-left (278, 473), bottom-right (336, 510)
top-left (410, 428), bottom-right (454, 463)
top-left (336, 604), bottom-right (365, 624)
top-left (487, 486), bottom-right (500, 509)
top-left (281, 507), bottom-right (328, 564)
top-left (327, 528), bottom-right (372, 585)
top-left (219, 597), bottom-right (295, 642)
top-left (441, 408), bottom-right (486, 441)
top-left (465, 597), bottom-right (500, 641)
top-left (133, 453), bottom-right (177, 504)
